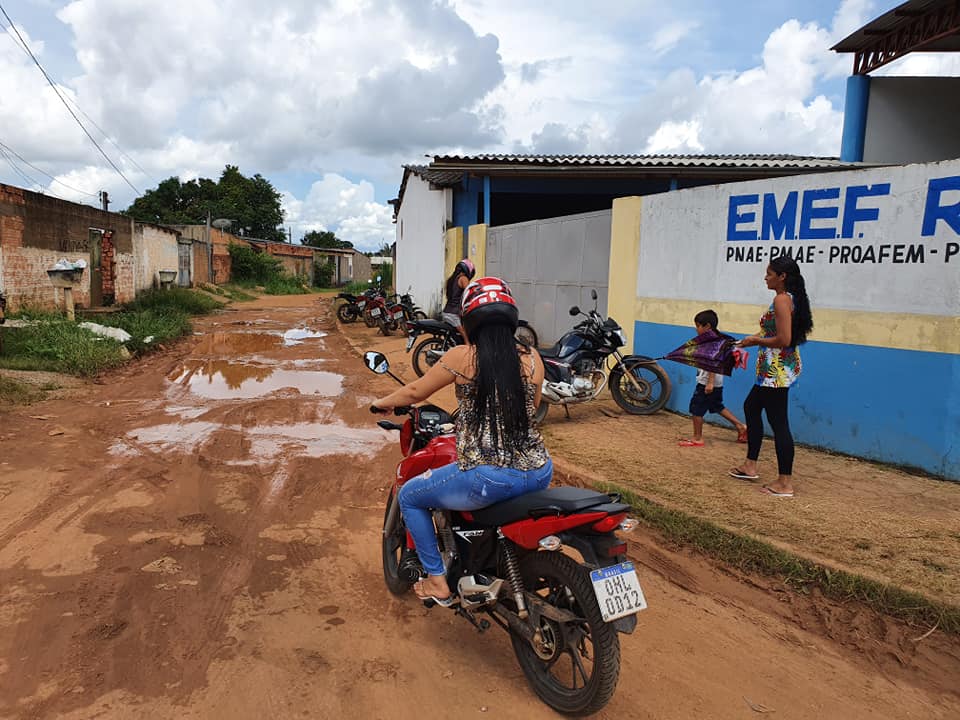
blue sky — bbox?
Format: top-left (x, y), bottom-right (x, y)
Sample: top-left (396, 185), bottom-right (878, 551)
top-left (1, 0), bottom-right (958, 250)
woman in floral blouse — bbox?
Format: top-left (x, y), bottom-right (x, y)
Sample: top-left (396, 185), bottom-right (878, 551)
top-left (729, 256), bottom-right (813, 497)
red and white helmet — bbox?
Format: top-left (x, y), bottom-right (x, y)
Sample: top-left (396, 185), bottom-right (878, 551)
top-left (461, 276), bottom-right (519, 336)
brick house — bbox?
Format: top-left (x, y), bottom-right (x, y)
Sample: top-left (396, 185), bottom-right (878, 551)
top-left (0, 183), bottom-right (135, 312)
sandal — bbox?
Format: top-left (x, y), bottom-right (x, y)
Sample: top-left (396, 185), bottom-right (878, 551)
top-left (678, 438), bottom-right (705, 447)
top-left (759, 485), bottom-right (794, 498)
top-left (737, 428), bottom-right (748, 443)
top-left (729, 467), bottom-right (759, 480)
top-left (414, 579), bottom-right (458, 607)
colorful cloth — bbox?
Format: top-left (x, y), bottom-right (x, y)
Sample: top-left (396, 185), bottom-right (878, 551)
top-left (662, 328), bottom-right (739, 377)
top-left (756, 294), bottom-right (802, 387)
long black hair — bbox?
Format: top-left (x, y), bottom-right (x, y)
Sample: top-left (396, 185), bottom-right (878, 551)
top-left (769, 256), bottom-right (813, 345)
top-left (468, 323), bottom-right (530, 457)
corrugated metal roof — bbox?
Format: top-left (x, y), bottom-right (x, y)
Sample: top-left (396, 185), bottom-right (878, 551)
top-left (832, 0), bottom-right (960, 53)
top-left (431, 154), bottom-right (856, 169)
top-left (391, 164), bottom-right (464, 216)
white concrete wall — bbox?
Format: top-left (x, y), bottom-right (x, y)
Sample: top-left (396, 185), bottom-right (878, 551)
top-left (637, 158), bottom-right (960, 317)
top-left (395, 174), bottom-right (451, 314)
top-left (133, 224), bottom-right (181, 293)
top-left (864, 77), bottom-right (960, 165)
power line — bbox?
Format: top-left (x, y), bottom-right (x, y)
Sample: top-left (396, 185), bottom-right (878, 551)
top-left (61, 93), bottom-right (154, 182)
top-left (0, 139), bottom-right (99, 197)
top-left (0, 3), bottom-right (141, 196)
top-left (0, 144), bottom-right (74, 203)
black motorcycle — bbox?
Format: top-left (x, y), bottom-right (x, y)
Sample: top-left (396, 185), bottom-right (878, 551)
top-left (534, 290), bottom-right (670, 422)
top-left (405, 317), bottom-right (539, 377)
top-left (334, 286), bottom-right (382, 324)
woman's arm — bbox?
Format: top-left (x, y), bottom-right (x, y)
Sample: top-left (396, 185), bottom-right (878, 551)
top-left (372, 345), bottom-right (465, 411)
top-left (739, 294), bottom-right (793, 349)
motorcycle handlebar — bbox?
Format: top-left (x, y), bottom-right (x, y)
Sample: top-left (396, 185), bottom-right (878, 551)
top-left (370, 404), bottom-right (412, 416)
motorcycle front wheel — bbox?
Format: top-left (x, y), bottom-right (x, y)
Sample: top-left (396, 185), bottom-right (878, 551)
top-left (510, 550), bottom-right (621, 716)
top-left (533, 400), bottom-right (549, 424)
top-left (382, 487), bottom-right (413, 596)
top-left (336, 302), bottom-right (357, 323)
top-left (609, 359), bottom-right (671, 414)
top-left (411, 336), bottom-right (451, 377)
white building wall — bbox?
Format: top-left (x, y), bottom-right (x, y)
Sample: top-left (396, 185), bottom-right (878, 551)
top-left (133, 224), bottom-right (181, 293)
top-left (396, 174), bottom-right (451, 315)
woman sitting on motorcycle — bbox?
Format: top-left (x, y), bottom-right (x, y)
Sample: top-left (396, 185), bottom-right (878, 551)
top-left (441, 258), bottom-right (476, 331)
top-left (372, 277), bottom-right (551, 604)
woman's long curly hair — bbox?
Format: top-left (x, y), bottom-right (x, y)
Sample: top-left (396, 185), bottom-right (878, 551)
top-left (770, 256), bottom-right (813, 345)
top-left (468, 323), bottom-right (530, 458)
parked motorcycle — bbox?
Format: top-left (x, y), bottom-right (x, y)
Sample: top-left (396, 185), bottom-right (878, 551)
top-left (535, 290), bottom-right (671, 423)
top-left (363, 350), bottom-right (646, 715)
top-left (335, 285), bottom-right (382, 324)
top-left (405, 318), bottom-right (539, 377)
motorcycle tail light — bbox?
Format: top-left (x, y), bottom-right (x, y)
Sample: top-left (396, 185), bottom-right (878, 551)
top-left (538, 535), bottom-right (562, 551)
top-left (606, 542), bottom-right (628, 557)
top-left (399, 419), bottom-right (414, 455)
top-left (591, 513), bottom-right (626, 533)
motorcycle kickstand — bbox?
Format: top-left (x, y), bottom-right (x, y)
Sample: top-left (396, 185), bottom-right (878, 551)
top-left (455, 606), bottom-right (491, 633)
top-left (563, 404), bottom-right (571, 419)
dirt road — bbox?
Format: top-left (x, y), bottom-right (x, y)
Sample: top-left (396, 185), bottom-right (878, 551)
top-left (1, 295), bottom-right (957, 719)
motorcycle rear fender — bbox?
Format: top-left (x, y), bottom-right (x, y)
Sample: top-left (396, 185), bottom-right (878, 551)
top-left (558, 532), bottom-right (638, 635)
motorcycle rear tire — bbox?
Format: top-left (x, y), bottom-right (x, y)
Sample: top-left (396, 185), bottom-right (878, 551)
top-left (515, 323), bottom-right (538, 348)
top-left (378, 318), bottom-right (392, 336)
top-left (363, 308), bottom-right (378, 328)
top-left (382, 488), bottom-right (413, 596)
top-left (510, 550), bottom-right (621, 716)
top-left (411, 336), bottom-right (450, 377)
top-left (336, 303), bottom-right (357, 323)
top-left (413, 311), bottom-right (428, 321)
top-left (609, 359), bottom-right (671, 415)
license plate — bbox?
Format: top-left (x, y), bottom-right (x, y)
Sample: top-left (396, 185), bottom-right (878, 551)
top-left (370, 308), bottom-right (381, 317)
top-left (393, 311), bottom-right (404, 320)
top-left (405, 335), bottom-right (415, 351)
top-left (590, 562), bottom-right (647, 622)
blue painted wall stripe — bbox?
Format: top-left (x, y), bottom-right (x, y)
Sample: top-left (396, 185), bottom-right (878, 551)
top-left (634, 320), bottom-right (959, 479)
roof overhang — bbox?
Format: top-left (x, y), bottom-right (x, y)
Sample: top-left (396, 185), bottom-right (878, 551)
top-left (832, 0), bottom-right (960, 74)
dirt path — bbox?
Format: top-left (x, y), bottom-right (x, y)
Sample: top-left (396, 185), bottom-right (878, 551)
top-left (1, 294), bottom-right (958, 719)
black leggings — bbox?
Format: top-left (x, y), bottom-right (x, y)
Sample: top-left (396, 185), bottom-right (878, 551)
top-left (743, 385), bottom-right (794, 475)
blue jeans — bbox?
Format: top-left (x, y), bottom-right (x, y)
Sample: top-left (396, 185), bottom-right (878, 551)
top-left (397, 459), bottom-right (553, 576)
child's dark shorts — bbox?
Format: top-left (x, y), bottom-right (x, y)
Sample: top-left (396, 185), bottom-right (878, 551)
top-left (689, 383), bottom-right (725, 417)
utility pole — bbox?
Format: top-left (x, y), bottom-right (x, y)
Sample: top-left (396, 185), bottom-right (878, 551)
top-left (99, 191), bottom-right (110, 212)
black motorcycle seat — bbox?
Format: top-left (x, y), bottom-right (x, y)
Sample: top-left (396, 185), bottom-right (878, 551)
top-left (469, 486), bottom-right (618, 526)
top-left (411, 319), bottom-right (457, 333)
top-left (537, 343), bottom-right (563, 359)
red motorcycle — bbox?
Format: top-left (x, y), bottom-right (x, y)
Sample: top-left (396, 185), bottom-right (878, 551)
top-left (364, 351), bottom-right (647, 716)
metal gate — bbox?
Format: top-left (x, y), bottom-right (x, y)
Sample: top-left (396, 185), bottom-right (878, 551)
top-left (486, 209), bottom-right (611, 346)
top-left (178, 242), bottom-right (192, 287)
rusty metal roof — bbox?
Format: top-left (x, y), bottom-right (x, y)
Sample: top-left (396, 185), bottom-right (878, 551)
top-left (832, 0), bottom-right (960, 73)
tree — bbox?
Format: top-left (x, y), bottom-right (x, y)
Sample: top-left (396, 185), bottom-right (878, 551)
top-left (301, 230), bottom-right (353, 249)
top-left (124, 165), bottom-right (286, 242)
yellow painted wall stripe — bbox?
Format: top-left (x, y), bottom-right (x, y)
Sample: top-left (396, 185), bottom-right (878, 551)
top-left (443, 227), bottom-right (462, 283)
top-left (607, 197), bottom-right (643, 352)
top-left (634, 297), bottom-right (960, 355)
top-left (467, 223), bottom-right (487, 277)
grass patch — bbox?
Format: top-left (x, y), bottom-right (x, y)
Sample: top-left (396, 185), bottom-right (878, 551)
top-left (123, 288), bottom-right (223, 315)
top-left (0, 322), bottom-right (124, 376)
top-left (342, 280), bottom-right (370, 295)
top-left (202, 283), bottom-right (256, 302)
top-left (263, 275), bottom-right (311, 295)
top-left (0, 375), bottom-right (44, 404)
top-left (597, 480), bottom-right (960, 635)
top-left (92, 309), bottom-right (192, 354)
top-left (7, 306), bottom-right (64, 321)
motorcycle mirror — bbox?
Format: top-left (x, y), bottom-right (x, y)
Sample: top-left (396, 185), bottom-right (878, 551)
top-left (364, 351), bottom-right (389, 374)
top-left (569, 306), bottom-right (581, 316)
top-left (591, 289), bottom-right (598, 301)
top-left (376, 275), bottom-right (382, 282)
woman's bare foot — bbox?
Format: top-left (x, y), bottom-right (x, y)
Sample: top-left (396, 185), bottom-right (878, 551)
top-left (414, 574), bottom-right (451, 601)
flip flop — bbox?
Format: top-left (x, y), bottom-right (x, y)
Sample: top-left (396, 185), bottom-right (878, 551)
top-left (737, 429), bottom-right (748, 443)
top-left (414, 580), bottom-right (458, 607)
top-left (678, 439), bottom-right (705, 447)
top-left (760, 485), bottom-right (794, 498)
top-left (729, 467), bottom-right (759, 480)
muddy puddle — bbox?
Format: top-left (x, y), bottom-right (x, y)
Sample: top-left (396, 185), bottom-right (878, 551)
top-left (191, 328), bottom-right (326, 355)
top-left (168, 360), bottom-right (343, 400)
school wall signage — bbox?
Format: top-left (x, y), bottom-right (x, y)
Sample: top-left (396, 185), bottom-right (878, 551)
top-left (637, 159), bottom-right (960, 317)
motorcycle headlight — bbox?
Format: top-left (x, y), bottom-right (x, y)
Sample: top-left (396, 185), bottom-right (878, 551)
top-left (616, 329), bottom-right (627, 344)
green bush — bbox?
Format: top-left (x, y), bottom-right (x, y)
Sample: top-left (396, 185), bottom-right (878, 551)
top-left (264, 275), bottom-right (310, 295)
top-left (123, 287), bottom-right (223, 315)
top-left (375, 261), bottom-right (393, 288)
top-left (343, 280), bottom-right (369, 294)
top-left (314, 261), bottom-right (335, 288)
top-left (228, 243), bottom-right (283, 283)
